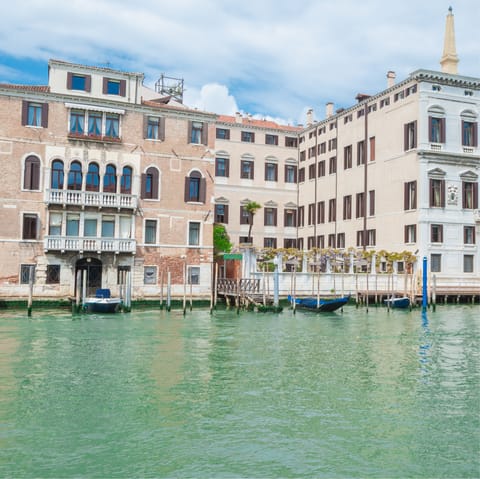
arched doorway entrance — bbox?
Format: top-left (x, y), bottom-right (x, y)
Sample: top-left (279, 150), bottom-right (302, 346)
top-left (75, 258), bottom-right (102, 297)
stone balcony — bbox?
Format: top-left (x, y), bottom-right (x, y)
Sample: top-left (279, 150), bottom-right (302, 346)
top-left (44, 236), bottom-right (136, 254)
top-left (45, 189), bottom-right (137, 210)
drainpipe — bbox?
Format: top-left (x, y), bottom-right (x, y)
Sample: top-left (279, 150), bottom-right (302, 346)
top-left (362, 101), bottom-right (368, 251)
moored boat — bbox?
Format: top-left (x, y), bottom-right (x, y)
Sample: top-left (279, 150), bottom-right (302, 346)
top-left (288, 295), bottom-right (350, 312)
top-left (384, 296), bottom-right (411, 309)
top-left (84, 289), bottom-right (122, 313)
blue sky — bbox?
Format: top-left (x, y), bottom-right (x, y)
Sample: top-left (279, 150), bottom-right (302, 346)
top-left (0, 0), bottom-right (478, 125)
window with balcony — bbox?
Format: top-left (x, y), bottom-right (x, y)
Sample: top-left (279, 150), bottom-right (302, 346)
top-left (103, 164), bottom-right (117, 193)
top-left (86, 163), bottom-right (100, 192)
top-left (101, 215), bottom-right (115, 237)
top-left (429, 116), bottom-right (445, 143)
top-left (66, 214), bottom-right (80, 236)
top-left (461, 119), bottom-right (478, 147)
top-left (105, 114), bottom-right (120, 139)
top-left (120, 166), bottom-right (132, 194)
top-left (184, 171), bottom-right (206, 203)
top-left (214, 204), bottom-right (229, 224)
top-left (141, 167), bottom-right (159, 200)
top-left (88, 112), bottom-right (102, 137)
top-left (23, 155), bottom-right (40, 190)
top-left (67, 161), bottom-right (82, 191)
top-left (51, 160), bottom-right (64, 190)
top-left (22, 101), bottom-right (48, 128)
top-left (49, 213), bottom-right (62, 236)
top-left (22, 214), bottom-right (38, 240)
top-left (84, 218), bottom-right (98, 237)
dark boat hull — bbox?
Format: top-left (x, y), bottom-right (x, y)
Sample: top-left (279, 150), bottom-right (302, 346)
top-left (288, 295), bottom-right (350, 312)
top-left (84, 298), bottom-right (122, 313)
top-left (384, 297), bottom-right (410, 309)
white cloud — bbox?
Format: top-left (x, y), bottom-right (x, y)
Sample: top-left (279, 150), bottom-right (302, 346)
top-left (184, 83), bottom-right (239, 116)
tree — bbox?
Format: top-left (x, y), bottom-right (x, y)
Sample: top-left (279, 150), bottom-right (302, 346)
top-left (213, 224), bottom-right (232, 258)
top-left (244, 201), bottom-right (261, 243)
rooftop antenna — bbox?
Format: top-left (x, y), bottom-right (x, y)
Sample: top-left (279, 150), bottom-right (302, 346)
top-left (155, 74), bottom-right (184, 103)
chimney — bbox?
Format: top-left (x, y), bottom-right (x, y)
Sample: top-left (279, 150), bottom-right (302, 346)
top-left (387, 71), bottom-right (396, 88)
top-left (306, 108), bottom-right (314, 126)
top-left (356, 93), bottom-right (370, 103)
top-left (235, 112), bottom-right (242, 123)
top-left (326, 102), bottom-right (334, 118)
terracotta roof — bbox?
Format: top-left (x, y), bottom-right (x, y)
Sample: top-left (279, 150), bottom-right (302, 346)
top-left (142, 98), bottom-right (215, 116)
top-left (217, 114), bottom-right (300, 132)
top-left (0, 83), bottom-right (50, 93)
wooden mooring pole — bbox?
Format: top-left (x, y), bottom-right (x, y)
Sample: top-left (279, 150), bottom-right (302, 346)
top-left (27, 267), bottom-right (34, 317)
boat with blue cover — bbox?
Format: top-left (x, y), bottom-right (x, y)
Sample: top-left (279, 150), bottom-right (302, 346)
top-left (288, 295), bottom-right (350, 312)
top-left (84, 289), bottom-right (122, 313)
top-left (384, 296), bottom-right (411, 309)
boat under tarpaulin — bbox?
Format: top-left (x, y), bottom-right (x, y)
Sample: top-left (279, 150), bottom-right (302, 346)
top-left (288, 295), bottom-right (350, 312)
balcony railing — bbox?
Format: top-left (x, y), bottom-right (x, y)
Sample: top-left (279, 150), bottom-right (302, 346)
top-left (44, 236), bottom-right (136, 254)
top-left (45, 189), bottom-right (137, 210)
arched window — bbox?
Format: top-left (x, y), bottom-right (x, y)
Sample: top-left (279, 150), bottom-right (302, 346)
top-left (184, 170), bottom-right (206, 203)
top-left (51, 160), bottom-right (64, 189)
top-left (24, 155), bottom-right (41, 190)
top-left (103, 164), bottom-right (117, 193)
top-left (121, 166), bottom-right (132, 194)
top-left (141, 166), bottom-right (159, 199)
top-left (85, 162), bottom-right (100, 192)
top-left (67, 161), bottom-right (82, 190)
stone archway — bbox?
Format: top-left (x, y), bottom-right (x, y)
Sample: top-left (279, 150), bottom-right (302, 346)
top-left (75, 258), bottom-right (102, 297)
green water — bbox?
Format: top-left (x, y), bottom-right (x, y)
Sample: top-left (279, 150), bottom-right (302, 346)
top-left (0, 305), bottom-right (479, 478)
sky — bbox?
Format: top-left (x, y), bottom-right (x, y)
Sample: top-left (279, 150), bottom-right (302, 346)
top-left (0, 0), bottom-right (478, 125)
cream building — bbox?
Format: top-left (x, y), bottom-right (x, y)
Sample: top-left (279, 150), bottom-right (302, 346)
top-left (0, 60), bottom-right (215, 301)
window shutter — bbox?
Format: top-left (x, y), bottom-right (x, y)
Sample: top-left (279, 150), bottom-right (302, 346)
top-left (412, 181), bottom-right (417, 209)
top-left (284, 165), bottom-right (288, 183)
top-left (143, 116), bottom-right (148, 139)
top-left (31, 159), bottom-right (40, 190)
top-left (404, 182), bottom-right (408, 210)
top-left (404, 225), bottom-right (408, 243)
top-left (140, 173), bottom-right (146, 199)
top-left (184, 177), bottom-right (189, 202)
top-left (85, 75), bottom-right (92, 92)
top-left (201, 122), bottom-right (208, 145)
top-left (264, 164), bottom-right (268, 181)
top-left (152, 171), bottom-right (159, 199)
top-left (224, 205), bottom-right (229, 224)
top-left (103, 78), bottom-right (108, 94)
top-left (21, 101), bottom-right (28, 126)
top-left (225, 158), bottom-right (230, 177)
top-left (440, 179), bottom-right (445, 207)
top-left (474, 122), bottom-right (478, 147)
top-left (199, 178), bottom-right (206, 203)
top-left (462, 181), bottom-right (467, 208)
top-left (251, 163), bottom-right (254, 180)
top-left (474, 182), bottom-right (479, 209)
top-left (41, 103), bottom-right (48, 128)
top-left (24, 160), bottom-right (32, 189)
top-left (404, 124), bottom-right (408, 151)
top-left (119, 80), bottom-right (126, 97)
top-left (67, 72), bottom-right (73, 90)
top-left (159, 117), bottom-right (165, 141)
top-left (413, 121), bottom-right (417, 148)
top-left (274, 209), bottom-right (277, 226)
top-left (187, 121), bottom-right (192, 143)
top-left (440, 118), bottom-right (445, 143)
top-left (274, 164), bottom-right (278, 181)
top-left (429, 179), bottom-right (433, 207)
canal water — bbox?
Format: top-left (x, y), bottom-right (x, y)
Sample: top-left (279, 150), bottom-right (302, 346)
top-left (0, 304), bottom-right (479, 478)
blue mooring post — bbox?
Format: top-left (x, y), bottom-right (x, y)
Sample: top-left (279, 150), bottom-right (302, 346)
top-left (422, 256), bottom-right (428, 312)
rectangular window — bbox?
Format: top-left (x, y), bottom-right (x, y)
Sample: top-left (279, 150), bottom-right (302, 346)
top-left (240, 206), bottom-right (250, 225)
top-left (46, 265), bottom-right (61, 284)
top-left (431, 224), bottom-right (443, 243)
top-left (20, 264), bottom-right (35, 285)
top-left (147, 117), bottom-right (160, 139)
top-left (285, 165), bottom-right (297, 183)
top-left (317, 201), bottom-right (325, 224)
top-left (328, 199), bottom-right (336, 222)
top-left (216, 128), bottom-right (230, 140)
top-left (328, 234), bottom-right (336, 247)
top-left (462, 182), bottom-right (478, 209)
top-left (431, 254), bottom-right (441, 273)
top-left (356, 192), bottom-right (365, 218)
top-left (265, 163), bottom-right (278, 181)
top-left (299, 151), bottom-right (306, 162)
top-left (265, 134), bottom-right (278, 145)
top-left (298, 168), bottom-right (305, 183)
top-left (241, 131), bottom-right (255, 143)
top-left (343, 195), bottom-right (352, 220)
top-left (284, 209), bottom-right (296, 227)
top-left (22, 101), bottom-right (48, 128)
top-left (187, 266), bottom-right (200, 285)
top-left (144, 266), bottom-right (157, 284)
top-left (366, 229), bottom-right (376, 246)
top-left (319, 142), bottom-right (326, 154)
top-left (357, 140), bottom-right (365, 165)
top-left (264, 237), bottom-right (277, 248)
top-left (88, 112), bottom-right (102, 136)
top-left (22, 214), bottom-right (38, 240)
top-left (405, 225), bottom-right (417, 243)
top-left (239, 236), bottom-right (250, 244)
top-left (105, 114), bottom-right (119, 138)
top-left (344, 145), bottom-right (352, 169)
top-left (145, 219), bottom-right (157, 244)
top-left (66, 214), bottom-right (80, 236)
top-left (240, 160), bottom-right (254, 179)
top-left (84, 218), bottom-right (98, 237)
top-left (329, 157), bottom-right (337, 174)
top-left (285, 137), bottom-right (298, 147)
top-left (101, 215), bottom-right (115, 238)
top-left (308, 163), bottom-right (316, 179)
top-left (404, 181), bottom-right (417, 210)
top-left (190, 121), bottom-right (203, 144)
top-left (430, 178), bottom-right (445, 207)
top-left (337, 233), bottom-right (345, 248)
top-left (298, 206), bottom-right (305, 227)
top-left (462, 121), bottom-right (478, 147)
top-left (49, 212), bottom-right (62, 236)
top-left (214, 204), bottom-right (228, 224)
top-left (70, 74), bottom-right (86, 91)
top-left (215, 158), bottom-right (229, 177)
top-left (429, 117), bottom-right (445, 143)
top-left (307, 236), bottom-right (315, 250)
top-left (369, 190), bottom-right (375, 216)
top-left (464, 255), bottom-right (474, 273)
top-left (369, 137), bottom-right (375, 162)
top-left (404, 121), bottom-right (417, 150)
top-left (308, 203), bottom-right (315, 226)
top-left (188, 222), bottom-right (200, 246)
top-left (318, 160), bottom-right (325, 177)
top-left (356, 231), bottom-right (365, 247)
top-left (103, 78), bottom-right (125, 96)
top-left (70, 110), bottom-right (85, 134)
top-left (317, 235), bottom-right (324, 249)
top-left (464, 226), bottom-right (475, 244)
top-left (264, 208), bottom-right (277, 226)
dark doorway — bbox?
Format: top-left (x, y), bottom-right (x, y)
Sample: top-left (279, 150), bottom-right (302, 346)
top-left (75, 258), bottom-right (102, 297)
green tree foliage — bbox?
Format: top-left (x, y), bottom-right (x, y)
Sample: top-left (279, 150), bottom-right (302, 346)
top-left (213, 224), bottom-right (232, 256)
top-left (244, 201), bottom-right (261, 243)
